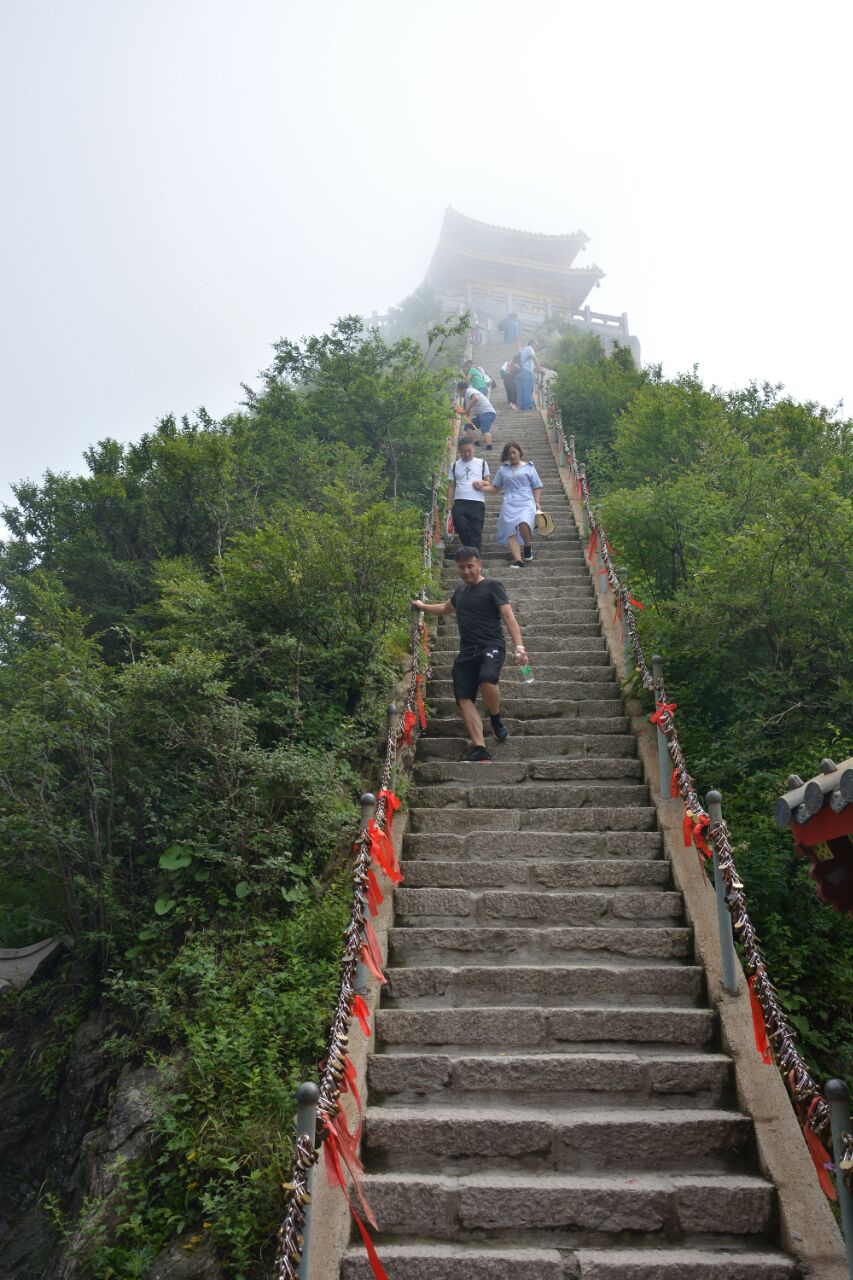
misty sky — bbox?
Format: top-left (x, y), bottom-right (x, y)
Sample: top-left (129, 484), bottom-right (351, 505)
top-left (2, 0), bottom-right (852, 510)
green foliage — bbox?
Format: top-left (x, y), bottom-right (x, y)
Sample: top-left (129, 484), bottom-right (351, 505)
top-left (552, 343), bottom-right (853, 1082)
top-left (546, 328), bottom-right (650, 473)
top-left (0, 311), bottom-right (453, 1274)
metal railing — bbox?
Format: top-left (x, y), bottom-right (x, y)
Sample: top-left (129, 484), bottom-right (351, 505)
top-left (272, 467), bottom-right (444, 1280)
top-left (538, 372), bottom-right (853, 1266)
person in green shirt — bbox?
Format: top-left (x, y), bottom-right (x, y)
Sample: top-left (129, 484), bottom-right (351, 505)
top-left (461, 360), bottom-right (494, 394)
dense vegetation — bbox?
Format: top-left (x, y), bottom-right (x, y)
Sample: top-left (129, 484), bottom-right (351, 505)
top-left (547, 327), bottom-right (853, 1080)
top-left (0, 306), bottom-right (462, 1277)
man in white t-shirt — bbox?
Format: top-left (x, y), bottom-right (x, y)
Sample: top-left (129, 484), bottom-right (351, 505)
top-left (448, 438), bottom-right (490, 551)
top-left (456, 380), bottom-right (497, 448)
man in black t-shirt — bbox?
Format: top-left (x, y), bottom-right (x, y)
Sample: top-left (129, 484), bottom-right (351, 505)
top-left (413, 546), bottom-right (529, 763)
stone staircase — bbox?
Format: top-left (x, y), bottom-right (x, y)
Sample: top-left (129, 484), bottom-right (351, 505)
top-left (341, 342), bottom-right (797, 1278)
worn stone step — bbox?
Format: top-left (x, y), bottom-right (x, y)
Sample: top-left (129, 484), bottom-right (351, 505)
top-left (400, 859), bottom-right (670, 889)
top-left (362, 1107), bottom-right (750, 1174)
top-left (410, 782), bottom-right (650, 810)
top-left (360, 1170), bottom-right (777, 1244)
top-left (376, 1006), bottom-right (715, 1051)
top-left (429, 679), bottom-right (620, 703)
top-left (423, 715), bottom-right (632, 738)
top-left (415, 759), bottom-right (642, 785)
top-left (430, 696), bottom-right (626, 720)
top-left (402, 830), bottom-right (663, 861)
top-left (417, 733), bottom-right (637, 760)
top-left (574, 1248), bottom-right (796, 1279)
top-left (341, 1243), bottom-right (566, 1280)
top-left (394, 887), bottom-right (682, 928)
top-left (432, 628), bottom-right (605, 647)
top-left (367, 1050), bottom-right (734, 1108)
top-left (388, 925), bottom-right (692, 966)
top-left (408, 806), bottom-right (657, 834)
top-left (384, 964), bottom-right (703, 1008)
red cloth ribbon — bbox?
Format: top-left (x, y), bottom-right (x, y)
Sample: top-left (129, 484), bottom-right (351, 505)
top-left (398, 708), bottom-right (417, 747)
top-left (360, 920), bottom-right (387, 985)
top-left (692, 813), bottom-right (712, 858)
top-left (649, 701), bottom-right (677, 727)
top-left (628, 595), bottom-right (645, 611)
top-left (748, 974), bottom-right (774, 1065)
top-left (586, 527), bottom-right (599, 562)
top-left (682, 809), bottom-right (712, 858)
top-left (324, 1127), bottom-right (390, 1280)
top-left (368, 819), bottom-right (403, 885)
top-left (352, 992), bottom-right (371, 1037)
top-left (323, 1111), bottom-right (392, 1277)
top-left (416, 674), bottom-right (427, 730)
top-left (670, 768), bottom-right (681, 799)
top-left (340, 1056), bottom-right (363, 1135)
top-left (377, 788), bottom-right (400, 836)
top-left (799, 1097), bottom-right (837, 1201)
top-left (366, 867), bottom-right (384, 917)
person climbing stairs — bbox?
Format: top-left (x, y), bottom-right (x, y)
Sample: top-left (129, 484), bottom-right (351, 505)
top-left (340, 340), bottom-right (797, 1278)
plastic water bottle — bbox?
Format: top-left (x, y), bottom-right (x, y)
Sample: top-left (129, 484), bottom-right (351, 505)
top-left (519, 663), bottom-right (535, 684)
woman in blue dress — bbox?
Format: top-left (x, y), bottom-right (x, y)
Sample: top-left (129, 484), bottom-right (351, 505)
top-left (474, 441), bottom-right (543, 568)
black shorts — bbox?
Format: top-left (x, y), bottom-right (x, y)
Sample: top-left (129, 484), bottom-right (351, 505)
top-left (452, 646), bottom-right (506, 702)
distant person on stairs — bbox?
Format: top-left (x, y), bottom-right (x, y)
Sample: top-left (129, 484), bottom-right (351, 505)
top-left (412, 547), bottom-right (529, 763)
top-left (456, 381), bottom-right (497, 449)
top-left (461, 359), bottom-right (496, 395)
top-left (474, 441), bottom-right (542, 568)
top-left (448, 438), bottom-right (489, 552)
top-left (516, 338), bottom-right (543, 410)
top-left (499, 354), bottom-right (519, 411)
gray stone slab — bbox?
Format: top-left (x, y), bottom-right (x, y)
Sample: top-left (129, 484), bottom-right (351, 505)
top-left (388, 925), bottom-right (693, 965)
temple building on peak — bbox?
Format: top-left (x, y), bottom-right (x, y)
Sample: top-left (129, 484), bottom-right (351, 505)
top-left (423, 207), bottom-right (639, 361)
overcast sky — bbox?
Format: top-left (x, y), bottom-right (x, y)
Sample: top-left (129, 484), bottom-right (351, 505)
top-left (2, 0), bottom-right (851, 510)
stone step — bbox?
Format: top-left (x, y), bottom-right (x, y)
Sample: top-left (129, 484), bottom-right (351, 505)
top-left (388, 925), bottom-right (692, 966)
top-left (400, 859), bottom-right (670, 889)
top-left (384, 964), bottom-right (704, 1008)
top-left (429, 680), bottom-right (620, 703)
top-left (414, 759), bottom-right (641, 785)
top-left (359, 1170), bottom-right (777, 1245)
top-left (424, 714), bottom-right (632, 737)
top-left (361, 1106), bottom-right (750, 1174)
top-left (376, 1006), bottom-right (714, 1051)
top-left (410, 782), bottom-right (650, 810)
top-left (346, 1243), bottom-right (794, 1280)
top-left (430, 697), bottom-right (625, 720)
top-left (408, 806), bottom-right (657, 834)
top-left (402, 831), bottom-right (663, 861)
top-left (431, 629), bottom-right (606, 648)
top-left (417, 733), bottom-right (637, 760)
top-left (367, 1050), bottom-right (734, 1109)
top-left (427, 659), bottom-right (614, 679)
top-left (394, 887), bottom-right (682, 928)
top-left (574, 1248), bottom-right (796, 1279)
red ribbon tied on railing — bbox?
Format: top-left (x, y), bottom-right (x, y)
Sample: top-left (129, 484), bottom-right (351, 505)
top-left (799, 1096), bottom-right (837, 1201)
top-left (359, 920), bottom-right (387, 985)
top-left (351, 992), bottom-right (371, 1038)
top-left (586, 527), bottom-right (599, 562)
top-left (323, 1114), bottom-right (390, 1279)
top-left (748, 974), bottom-right (774, 1065)
top-left (682, 808), bottom-right (712, 858)
top-left (670, 768), bottom-right (681, 799)
top-left (377, 788), bottom-right (400, 836)
top-left (649, 701), bottom-right (677, 727)
top-left (367, 818), bottom-right (403, 885)
top-left (398, 708), bottom-right (418, 748)
top-left (416, 673), bottom-right (427, 730)
top-left (365, 867), bottom-right (384, 917)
